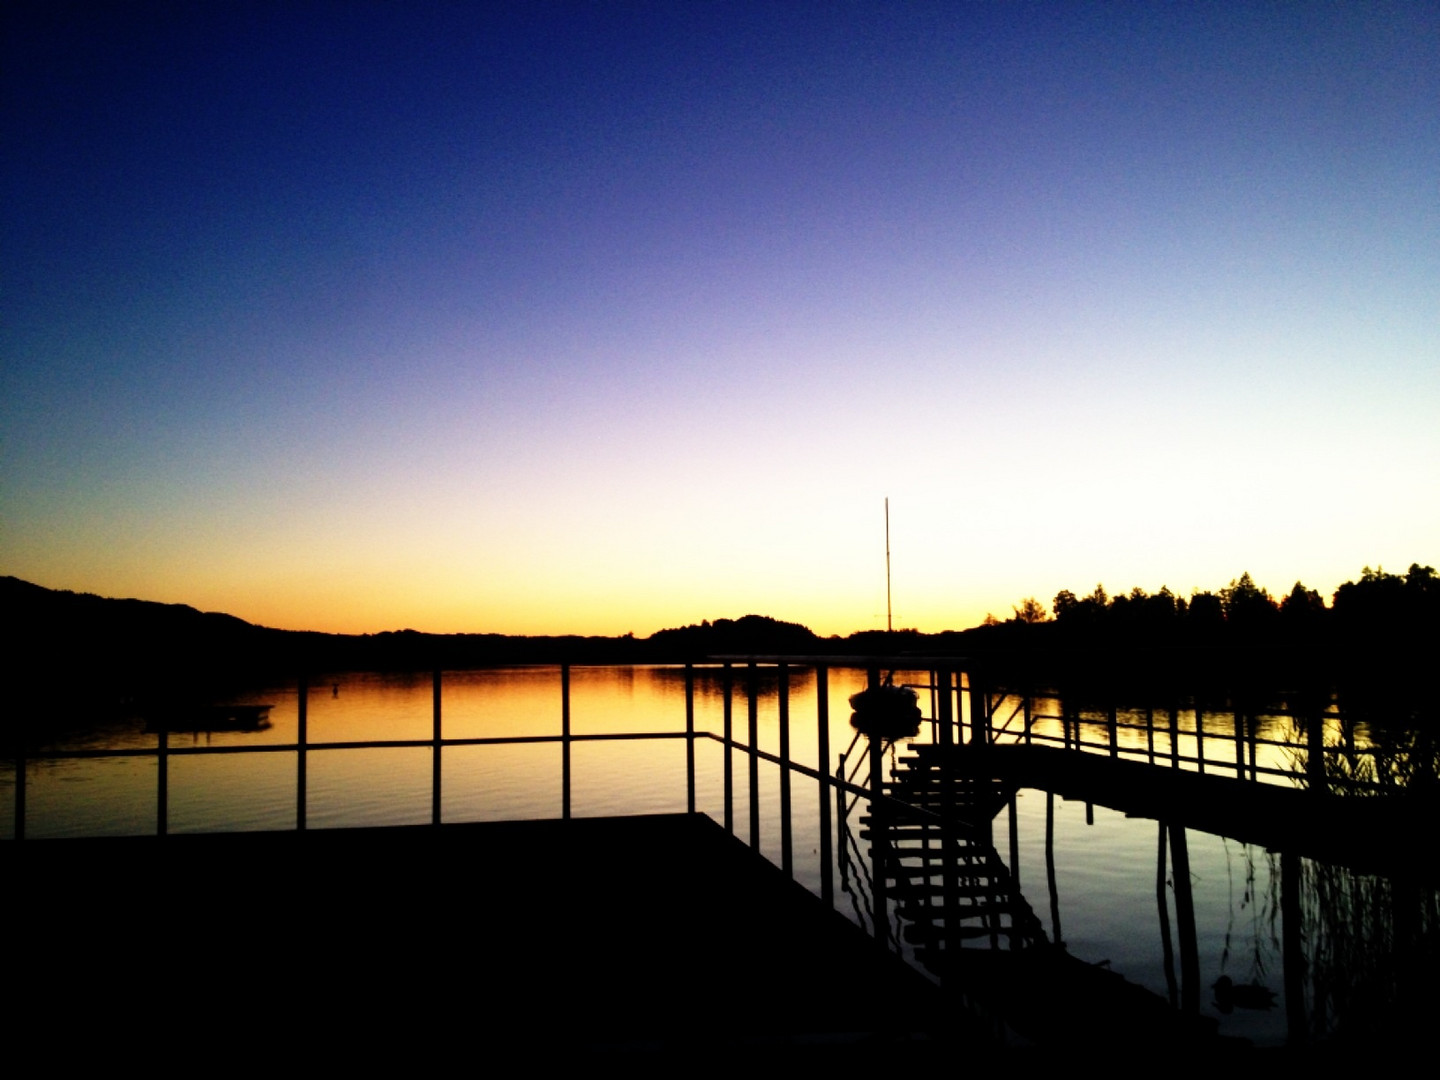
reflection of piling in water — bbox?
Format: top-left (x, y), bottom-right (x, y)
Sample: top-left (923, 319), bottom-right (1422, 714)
top-left (14, 656), bottom-right (1435, 1051)
top-left (1168, 821), bottom-right (1200, 1014)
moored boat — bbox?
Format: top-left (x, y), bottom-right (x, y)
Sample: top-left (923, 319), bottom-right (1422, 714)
top-left (144, 703), bottom-right (273, 733)
top-left (848, 681), bottom-right (921, 738)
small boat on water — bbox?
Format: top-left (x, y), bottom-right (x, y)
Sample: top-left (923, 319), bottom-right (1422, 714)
top-left (849, 680), bottom-right (922, 738)
top-left (1212, 975), bottom-right (1277, 1013)
top-left (144, 704), bottom-right (274, 734)
top-left (847, 499), bottom-right (923, 739)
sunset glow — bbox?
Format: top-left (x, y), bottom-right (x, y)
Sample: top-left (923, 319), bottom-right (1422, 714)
top-left (3, 4), bottom-right (1436, 636)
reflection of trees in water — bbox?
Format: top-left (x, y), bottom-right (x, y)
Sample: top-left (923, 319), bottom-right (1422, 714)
top-left (1218, 840), bottom-right (1280, 987)
top-left (1287, 683), bottom-right (1438, 795)
top-left (1212, 843), bottom-right (1437, 1044)
top-left (1351, 724), bottom-right (1440, 794)
top-left (1273, 683), bottom-right (1439, 1042)
top-left (1297, 857), bottom-right (1438, 1044)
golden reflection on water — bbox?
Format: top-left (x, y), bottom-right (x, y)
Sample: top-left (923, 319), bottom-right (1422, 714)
top-left (2, 663), bottom-right (1432, 1049)
top-left (0, 665), bottom-right (1415, 840)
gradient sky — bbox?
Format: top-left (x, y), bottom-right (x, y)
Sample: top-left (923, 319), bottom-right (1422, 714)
top-left (4, 3), bottom-right (1437, 636)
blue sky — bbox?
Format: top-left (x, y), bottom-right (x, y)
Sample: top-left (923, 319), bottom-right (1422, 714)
top-left (4, 2), bottom-right (1436, 634)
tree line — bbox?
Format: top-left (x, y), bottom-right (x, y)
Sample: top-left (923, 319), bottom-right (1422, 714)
top-left (989, 563), bottom-right (1438, 651)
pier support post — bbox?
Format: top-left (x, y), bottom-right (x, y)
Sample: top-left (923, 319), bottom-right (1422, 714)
top-left (817, 665), bottom-right (833, 904)
top-left (1305, 702), bottom-right (1327, 795)
top-left (431, 669), bottom-right (442, 826)
top-left (1282, 849), bottom-right (1306, 1045)
top-left (1158, 823), bottom-right (1178, 1005)
top-left (297, 675), bottom-right (307, 832)
top-left (936, 668), bottom-right (953, 747)
top-left (156, 715), bottom-right (168, 837)
top-left (562, 663), bottom-right (571, 821)
top-left (869, 730), bottom-right (889, 950)
top-left (722, 662), bottom-right (733, 834)
top-left (747, 661), bottom-right (760, 850)
top-left (778, 662), bottom-right (792, 876)
top-left (1169, 822), bottom-right (1199, 1013)
top-left (13, 716), bottom-right (25, 841)
top-left (1046, 791), bottom-right (1062, 946)
top-left (684, 663), bottom-right (695, 814)
top-left (969, 671), bottom-right (988, 748)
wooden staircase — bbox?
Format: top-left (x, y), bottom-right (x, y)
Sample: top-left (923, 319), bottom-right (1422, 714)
top-left (858, 741), bottom-right (1231, 1048)
top-left (860, 743), bottom-right (1047, 981)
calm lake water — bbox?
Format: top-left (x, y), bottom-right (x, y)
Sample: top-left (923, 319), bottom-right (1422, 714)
top-left (3, 664), bottom-right (1430, 1048)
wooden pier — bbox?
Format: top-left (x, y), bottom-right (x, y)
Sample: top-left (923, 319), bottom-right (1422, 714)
top-left (6, 814), bottom-right (966, 1060)
top-left (7, 657), bottom-right (1435, 1055)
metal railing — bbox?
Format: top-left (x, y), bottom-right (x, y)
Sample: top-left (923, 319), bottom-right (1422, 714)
top-left (971, 689), bottom-right (1405, 796)
top-left (6, 662), bottom-right (894, 901)
top-left (10, 660), bottom-right (1416, 849)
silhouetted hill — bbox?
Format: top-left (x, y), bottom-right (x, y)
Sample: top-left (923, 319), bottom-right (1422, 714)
top-left (7, 560), bottom-right (1433, 732)
top-left (0, 579), bottom-right (844, 727)
top-left (647, 614), bottom-right (821, 656)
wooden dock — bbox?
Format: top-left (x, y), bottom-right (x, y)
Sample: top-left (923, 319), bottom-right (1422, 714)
top-left (6, 814), bottom-right (970, 1060)
top-left (922, 743), bottom-right (1439, 884)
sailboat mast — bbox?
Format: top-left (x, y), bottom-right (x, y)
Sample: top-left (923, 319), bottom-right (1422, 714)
top-left (885, 497), bottom-right (892, 633)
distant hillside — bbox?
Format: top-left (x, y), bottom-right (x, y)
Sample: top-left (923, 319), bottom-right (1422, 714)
top-left (0, 578), bottom-right (884, 725)
top-left (647, 614), bottom-right (821, 656)
top-left (9, 563), bottom-right (1428, 728)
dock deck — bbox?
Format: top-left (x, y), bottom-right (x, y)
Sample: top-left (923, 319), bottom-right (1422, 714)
top-left (9, 814), bottom-right (967, 1059)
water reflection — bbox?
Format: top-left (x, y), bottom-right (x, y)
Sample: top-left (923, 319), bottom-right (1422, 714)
top-left (3, 663), bottom-right (1435, 1049)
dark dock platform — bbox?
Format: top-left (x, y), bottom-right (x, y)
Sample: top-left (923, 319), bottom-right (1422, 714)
top-left (8, 814), bottom-right (967, 1059)
top-left (938, 743), bottom-right (1440, 883)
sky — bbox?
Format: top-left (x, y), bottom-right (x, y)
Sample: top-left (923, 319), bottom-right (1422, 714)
top-left (3, 2), bottom-right (1437, 637)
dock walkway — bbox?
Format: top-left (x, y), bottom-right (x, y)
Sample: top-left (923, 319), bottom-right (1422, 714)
top-left (8, 814), bottom-right (966, 1059)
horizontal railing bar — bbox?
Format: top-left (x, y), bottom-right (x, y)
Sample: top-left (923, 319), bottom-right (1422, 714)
top-left (697, 731), bottom-right (969, 828)
top-left (1019, 721), bottom-right (1350, 759)
top-left (1028, 709), bottom-right (1346, 728)
top-left (1027, 714), bottom-right (1336, 748)
top-left (5, 729), bottom-right (697, 762)
top-left (1010, 729), bottom-right (1390, 792)
top-left (8, 744), bottom-right (299, 760)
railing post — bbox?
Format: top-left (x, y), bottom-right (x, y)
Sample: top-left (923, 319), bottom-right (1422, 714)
top-left (297, 675), bottom-right (308, 832)
top-left (1244, 714), bottom-right (1255, 783)
top-left (869, 730), bottom-right (889, 950)
top-left (935, 668), bottom-right (953, 747)
top-left (969, 671), bottom-right (988, 747)
top-left (1195, 703), bottom-right (1206, 774)
top-left (13, 716), bottom-right (25, 841)
top-left (817, 665), bottom-right (833, 904)
top-left (684, 662), bottom-right (695, 814)
top-left (561, 663), bottom-right (571, 821)
top-left (747, 661), bottom-right (760, 850)
top-left (1306, 701), bottom-right (1327, 795)
top-left (1169, 703), bottom-right (1180, 768)
top-left (156, 713), bottom-right (168, 837)
top-left (431, 669), bottom-right (442, 826)
top-left (778, 663), bottom-right (792, 875)
top-left (722, 661), bottom-right (733, 834)
top-left (1107, 701), bottom-right (1118, 759)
